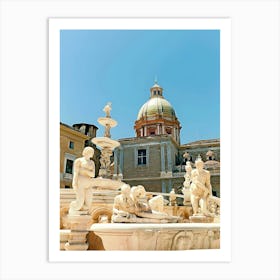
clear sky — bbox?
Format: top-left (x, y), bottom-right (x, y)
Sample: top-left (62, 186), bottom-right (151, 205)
top-left (60, 30), bottom-right (220, 144)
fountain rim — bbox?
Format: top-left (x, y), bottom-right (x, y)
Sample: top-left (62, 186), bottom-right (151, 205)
top-left (91, 137), bottom-right (120, 149)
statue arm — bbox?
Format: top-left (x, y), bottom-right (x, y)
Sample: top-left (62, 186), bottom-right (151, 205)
top-left (80, 161), bottom-right (95, 178)
top-left (72, 159), bottom-right (80, 190)
top-left (113, 197), bottom-right (131, 216)
top-left (206, 172), bottom-right (212, 195)
top-left (113, 205), bottom-right (133, 217)
top-left (86, 162), bottom-right (95, 178)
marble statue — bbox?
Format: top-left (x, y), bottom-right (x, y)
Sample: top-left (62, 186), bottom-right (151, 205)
top-left (130, 185), bottom-right (150, 214)
top-left (169, 188), bottom-right (177, 206)
top-left (149, 195), bottom-right (165, 214)
top-left (69, 147), bottom-right (96, 215)
top-left (103, 102), bottom-right (112, 118)
top-left (111, 184), bottom-right (180, 223)
top-left (112, 184), bottom-right (137, 223)
top-left (182, 161), bottom-right (192, 204)
top-left (190, 156), bottom-right (212, 216)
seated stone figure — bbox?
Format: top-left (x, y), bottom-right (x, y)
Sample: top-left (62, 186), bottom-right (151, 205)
top-left (130, 185), bottom-right (151, 214)
top-left (111, 184), bottom-right (137, 223)
top-left (112, 185), bottom-right (180, 223)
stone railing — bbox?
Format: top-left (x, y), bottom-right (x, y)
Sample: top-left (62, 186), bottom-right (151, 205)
top-left (172, 172), bottom-right (185, 178)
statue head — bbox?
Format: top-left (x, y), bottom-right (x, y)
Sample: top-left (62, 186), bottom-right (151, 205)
top-left (195, 156), bottom-right (204, 170)
top-left (131, 185), bottom-right (146, 201)
top-left (185, 161), bottom-right (192, 173)
top-left (120, 184), bottom-right (131, 196)
top-left (82, 146), bottom-right (95, 158)
top-left (103, 102), bottom-right (112, 117)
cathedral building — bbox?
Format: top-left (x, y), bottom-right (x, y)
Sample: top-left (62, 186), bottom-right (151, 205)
top-left (113, 82), bottom-right (220, 197)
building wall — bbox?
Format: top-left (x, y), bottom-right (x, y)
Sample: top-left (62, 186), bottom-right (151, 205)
top-left (60, 123), bottom-right (89, 188)
top-left (180, 140), bottom-right (220, 163)
top-left (117, 136), bottom-right (221, 201)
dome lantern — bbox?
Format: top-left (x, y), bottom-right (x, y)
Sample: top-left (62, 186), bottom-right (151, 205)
top-left (150, 82), bottom-right (163, 98)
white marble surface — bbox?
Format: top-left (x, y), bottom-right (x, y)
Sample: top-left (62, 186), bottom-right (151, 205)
top-left (91, 222), bottom-right (220, 231)
top-left (90, 223), bottom-right (220, 250)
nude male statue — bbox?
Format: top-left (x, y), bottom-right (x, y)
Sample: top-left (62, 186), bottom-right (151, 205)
top-left (190, 157), bottom-right (212, 216)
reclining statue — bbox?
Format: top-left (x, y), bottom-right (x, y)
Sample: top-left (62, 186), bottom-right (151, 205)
top-left (112, 185), bottom-right (180, 223)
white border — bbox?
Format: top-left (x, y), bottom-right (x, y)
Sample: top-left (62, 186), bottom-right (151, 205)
top-left (1, 1), bottom-right (279, 279)
top-left (49, 18), bottom-right (231, 262)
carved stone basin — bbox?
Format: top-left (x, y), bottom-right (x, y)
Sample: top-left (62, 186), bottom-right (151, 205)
top-left (92, 177), bottom-right (123, 190)
top-left (90, 223), bottom-right (220, 250)
top-left (97, 117), bottom-right (117, 128)
top-left (91, 137), bottom-right (120, 149)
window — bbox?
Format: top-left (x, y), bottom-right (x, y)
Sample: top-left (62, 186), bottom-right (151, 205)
top-left (65, 159), bottom-right (74, 174)
top-left (138, 149), bottom-right (147, 165)
top-left (166, 128), bottom-right (172, 134)
top-left (69, 141), bottom-right (74, 149)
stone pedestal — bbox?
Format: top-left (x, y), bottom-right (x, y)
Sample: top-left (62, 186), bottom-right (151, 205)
top-left (189, 215), bottom-right (214, 223)
top-left (60, 230), bottom-right (70, 250)
top-left (64, 214), bottom-right (93, 251)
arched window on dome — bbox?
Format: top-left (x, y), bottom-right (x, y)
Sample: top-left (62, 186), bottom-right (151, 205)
top-left (166, 127), bottom-right (172, 135)
top-left (148, 127), bottom-right (156, 136)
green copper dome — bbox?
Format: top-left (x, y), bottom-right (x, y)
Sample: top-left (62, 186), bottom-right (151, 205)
top-left (137, 97), bottom-right (176, 120)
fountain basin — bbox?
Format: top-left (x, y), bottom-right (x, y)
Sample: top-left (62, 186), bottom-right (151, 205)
top-left (92, 177), bottom-right (123, 190)
top-left (90, 223), bottom-right (220, 250)
top-left (98, 117), bottom-right (117, 128)
top-left (91, 137), bottom-right (120, 149)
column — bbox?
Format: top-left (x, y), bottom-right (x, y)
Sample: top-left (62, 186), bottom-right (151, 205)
top-left (161, 180), bottom-right (166, 193)
top-left (167, 142), bottom-right (172, 172)
top-left (119, 147), bottom-right (124, 177)
top-left (157, 124), bottom-right (160, 135)
top-left (134, 147), bottom-right (138, 168)
top-left (160, 143), bottom-right (165, 175)
top-left (113, 148), bottom-right (118, 179)
top-left (144, 126), bottom-right (147, 136)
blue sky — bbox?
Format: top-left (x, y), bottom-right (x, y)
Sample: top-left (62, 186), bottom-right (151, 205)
top-left (60, 30), bottom-right (220, 144)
